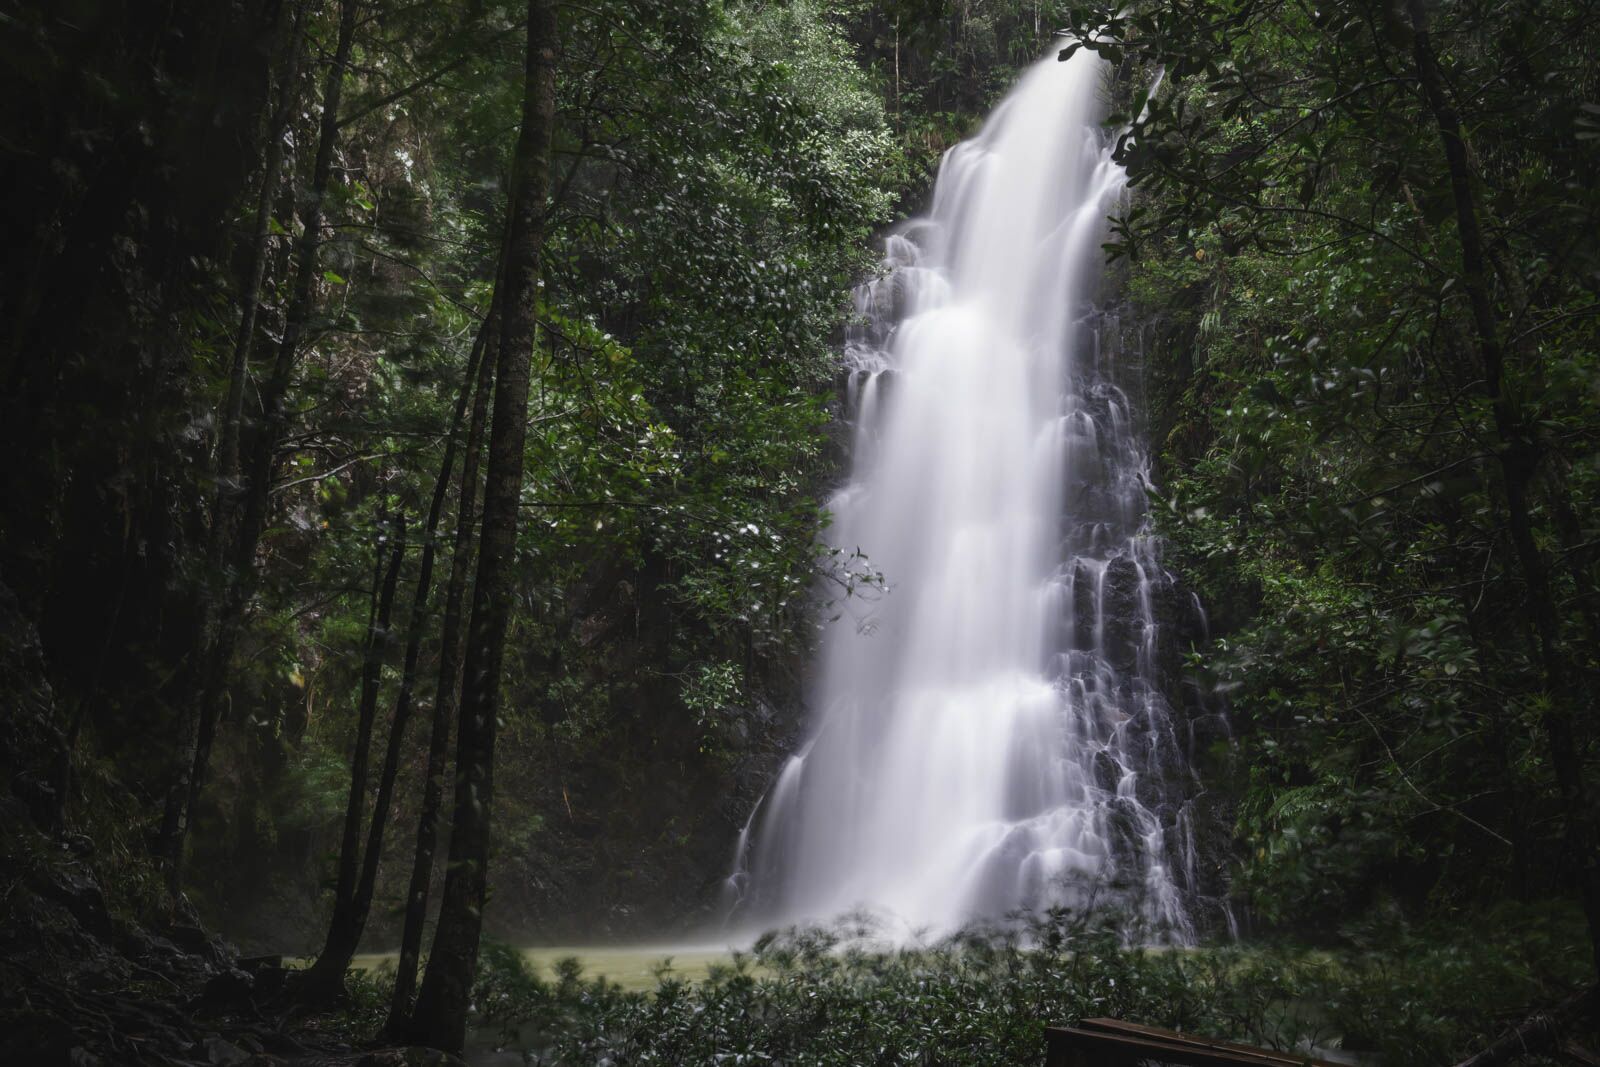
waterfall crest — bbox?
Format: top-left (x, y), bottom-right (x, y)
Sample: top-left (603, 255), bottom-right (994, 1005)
top-left (729, 50), bottom-right (1204, 942)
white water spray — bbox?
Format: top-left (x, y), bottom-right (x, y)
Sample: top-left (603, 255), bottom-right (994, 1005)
top-left (728, 50), bottom-right (1202, 942)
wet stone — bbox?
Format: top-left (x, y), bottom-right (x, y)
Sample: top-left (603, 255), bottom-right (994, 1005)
top-left (1092, 750), bottom-right (1123, 794)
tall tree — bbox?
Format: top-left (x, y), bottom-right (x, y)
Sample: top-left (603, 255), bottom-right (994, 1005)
top-left (388, 299), bottom-right (500, 1032)
top-left (299, 507), bottom-right (407, 1001)
top-left (408, 0), bottom-right (558, 1050)
top-left (216, 0), bottom-right (308, 500)
top-left (1402, 0), bottom-right (1600, 979)
top-left (302, 306), bottom-right (496, 1004)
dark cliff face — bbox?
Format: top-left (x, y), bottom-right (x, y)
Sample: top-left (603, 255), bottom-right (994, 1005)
top-left (0, 583), bottom-right (68, 835)
top-left (2, 1), bottom-right (280, 791)
top-left (478, 652), bottom-right (810, 944)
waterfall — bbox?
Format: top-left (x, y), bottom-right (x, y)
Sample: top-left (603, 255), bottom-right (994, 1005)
top-left (728, 50), bottom-right (1204, 942)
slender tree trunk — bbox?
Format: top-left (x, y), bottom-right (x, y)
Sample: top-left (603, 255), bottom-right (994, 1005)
top-left (408, 0), bottom-right (557, 1050)
top-left (156, 0), bottom-right (359, 897)
top-left (386, 295), bottom-right (500, 1033)
top-left (302, 310), bottom-right (496, 1002)
top-left (301, 512), bottom-right (406, 1001)
top-left (1407, 0), bottom-right (1600, 983)
top-left (235, 0), bottom-right (361, 608)
top-left (218, 0), bottom-right (306, 494)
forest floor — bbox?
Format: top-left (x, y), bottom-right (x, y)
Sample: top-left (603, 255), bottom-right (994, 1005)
top-left (0, 792), bottom-right (468, 1066)
top-left (454, 909), bottom-right (1596, 1066)
top-left (3, 808), bottom-right (1593, 1067)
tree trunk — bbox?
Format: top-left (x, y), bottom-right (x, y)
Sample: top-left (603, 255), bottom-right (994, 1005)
top-left (301, 511), bottom-right (406, 1001)
top-left (233, 0), bottom-right (362, 622)
top-left (1407, 0), bottom-right (1600, 984)
top-left (407, 0), bottom-right (557, 1050)
top-left (302, 309), bottom-right (496, 1003)
top-left (156, 0), bottom-right (360, 897)
top-left (217, 0), bottom-right (307, 495)
top-left (386, 293), bottom-right (500, 1033)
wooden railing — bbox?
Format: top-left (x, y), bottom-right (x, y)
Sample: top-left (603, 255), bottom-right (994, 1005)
top-left (1044, 1017), bottom-right (1341, 1067)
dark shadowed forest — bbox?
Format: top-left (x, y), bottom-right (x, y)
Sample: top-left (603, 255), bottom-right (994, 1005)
top-left (1, 1), bottom-right (1597, 1065)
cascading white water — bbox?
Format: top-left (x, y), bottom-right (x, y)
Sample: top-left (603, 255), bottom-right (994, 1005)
top-left (727, 50), bottom-right (1201, 941)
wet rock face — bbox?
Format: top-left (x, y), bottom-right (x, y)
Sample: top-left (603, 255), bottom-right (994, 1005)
top-left (1105, 797), bottom-right (1151, 871)
top-left (446, 648), bottom-right (816, 945)
top-left (1031, 300), bottom-right (1240, 939)
top-left (1093, 749), bottom-right (1123, 794)
top-left (1102, 300), bottom-right (1240, 937)
top-left (1070, 560), bottom-right (1099, 650)
top-left (1099, 554), bottom-right (1143, 675)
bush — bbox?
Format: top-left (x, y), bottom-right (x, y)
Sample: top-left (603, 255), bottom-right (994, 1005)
top-left (467, 904), bottom-right (1588, 1065)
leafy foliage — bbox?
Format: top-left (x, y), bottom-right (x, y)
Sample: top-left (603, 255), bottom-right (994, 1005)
top-left (464, 907), bottom-right (1589, 1065)
top-left (1060, 0), bottom-right (1600, 944)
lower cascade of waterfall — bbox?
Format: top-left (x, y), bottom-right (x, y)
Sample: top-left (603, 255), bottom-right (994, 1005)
top-left (725, 49), bottom-right (1225, 943)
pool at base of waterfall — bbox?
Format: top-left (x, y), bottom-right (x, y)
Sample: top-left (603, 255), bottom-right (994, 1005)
top-left (351, 943), bottom-right (742, 994)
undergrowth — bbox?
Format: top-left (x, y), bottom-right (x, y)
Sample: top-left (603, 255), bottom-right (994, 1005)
top-left (448, 903), bottom-right (1587, 1066)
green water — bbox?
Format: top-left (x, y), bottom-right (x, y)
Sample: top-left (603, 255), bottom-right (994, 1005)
top-left (356, 943), bottom-right (749, 1065)
top-left (352, 943), bottom-right (742, 993)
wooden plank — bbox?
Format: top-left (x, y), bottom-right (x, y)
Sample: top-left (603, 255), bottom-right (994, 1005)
top-left (1077, 1018), bottom-right (1340, 1067)
top-left (1561, 1042), bottom-right (1600, 1067)
top-left (1044, 1026), bottom-right (1331, 1067)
